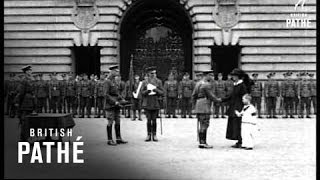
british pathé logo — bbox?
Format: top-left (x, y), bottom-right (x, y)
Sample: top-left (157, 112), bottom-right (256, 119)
top-left (286, 0), bottom-right (312, 28)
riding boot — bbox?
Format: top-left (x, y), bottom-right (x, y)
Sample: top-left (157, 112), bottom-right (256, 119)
top-left (145, 121), bottom-right (152, 142)
top-left (152, 120), bottom-right (158, 141)
top-left (107, 125), bottom-right (117, 146)
top-left (202, 129), bottom-right (213, 148)
top-left (115, 124), bottom-right (128, 144)
top-left (138, 110), bottom-right (142, 121)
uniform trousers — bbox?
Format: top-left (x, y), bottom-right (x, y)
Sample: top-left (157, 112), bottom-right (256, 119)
top-left (65, 96), bottom-right (77, 114)
top-left (180, 97), bottom-right (192, 116)
top-left (36, 97), bottom-right (47, 113)
top-left (50, 96), bottom-right (62, 113)
top-left (145, 110), bottom-right (158, 134)
top-left (284, 97), bottom-right (295, 116)
top-left (167, 97), bottom-right (177, 115)
top-left (251, 97), bottom-right (261, 116)
top-left (266, 97), bottom-right (277, 117)
top-left (311, 96), bottom-right (316, 114)
top-left (300, 97), bottom-right (311, 116)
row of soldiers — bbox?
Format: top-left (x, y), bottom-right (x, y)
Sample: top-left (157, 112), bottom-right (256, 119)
top-left (4, 70), bottom-right (316, 119)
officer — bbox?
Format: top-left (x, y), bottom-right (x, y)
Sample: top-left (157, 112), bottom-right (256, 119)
top-left (35, 73), bottom-right (49, 113)
top-left (105, 65), bottom-right (128, 145)
top-left (298, 72), bottom-right (312, 118)
top-left (281, 71), bottom-right (296, 118)
top-left (308, 73), bottom-right (316, 115)
top-left (141, 66), bottom-right (164, 142)
top-left (265, 72), bottom-right (279, 118)
top-left (79, 74), bottom-right (92, 118)
top-left (192, 69), bottom-right (221, 149)
top-left (130, 74), bottom-right (143, 121)
top-left (94, 73), bottom-right (106, 118)
top-left (178, 72), bottom-right (194, 118)
top-left (49, 72), bottom-right (62, 113)
top-left (250, 73), bottom-right (263, 118)
top-left (214, 73), bottom-right (227, 118)
top-left (65, 72), bottom-right (77, 117)
top-left (6, 73), bottom-right (19, 117)
top-left (14, 65), bottom-right (37, 141)
top-left (164, 73), bottom-right (179, 118)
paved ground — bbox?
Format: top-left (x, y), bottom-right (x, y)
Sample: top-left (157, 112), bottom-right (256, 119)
top-left (4, 115), bottom-right (316, 179)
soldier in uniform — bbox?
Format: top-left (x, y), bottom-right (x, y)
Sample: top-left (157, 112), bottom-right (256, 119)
top-left (281, 71), bottom-right (297, 118)
top-left (164, 73), bottom-right (179, 118)
top-left (308, 73), bottom-right (316, 115)
top-left (264, 72), bottom-right (279, 118)
top-left (298, 72), bottom-right (312, 118)
top-left (49, 72), bottom-right (62, 113)
top-left (130, 74), bottom-right (143, 121)
top-left (193, 69), bottom-right (221, 148)
top-left (105, 65), bottom-right (128, 145)
top-left (89, 74), bottom-right (96, 117)
top-left (34, 73), bottom-right (49, 113)
top-left (114, 75), bottom-right (127, 117)
top-left (60, 74), bottom-right (68, 113)
top-left (250, 73), bottom-right (263, 118)
top-left (75, 74), bottom-right (83, 116)
top-left (94, 73), bottom-right (106, 118)
top-left (141, 66), bottom-right (164, 142)
top-left (214, 73), bottom-right (227, 118)
top-left (179, 72), bottom-right (194, 118)
top-left (294, 72), bottom-right (302, 116)
top-left (6, 73), bottom-right (19, 117)
top-left (79, 74), bottom-right (92, 118)
top-left (65, 72), bottom-right (77, 117)
top-left (14, 65), bottom-right (37, 141)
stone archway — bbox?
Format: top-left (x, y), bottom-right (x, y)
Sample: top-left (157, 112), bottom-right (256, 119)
top-left (119, 0), bottom-right (193, 81)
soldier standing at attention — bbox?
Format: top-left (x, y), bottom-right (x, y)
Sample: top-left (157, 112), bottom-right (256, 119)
top-left (298, 72), bottom-right (312, 118)
top-left (65, 72), bottom-right (77, 117)
top-left (264, 72), bottom-right (279, 118)
top-left (141, 66), bottom-right (164, 142)
top-left (294, 73), bottom-right (302, 116)
top-left (49, 72), bottom-right (62, 113)
top-left (60, 74), bottom-right (68, 114)
top-left (164, 73), bottom-right (179, 118)
top-left (250, 73), bottom-right (263, 118)
top-left (282, 71), bottom-right (297, 118)
top-left (88, 74), bottom-right (96, 117)
top-left (35, 73), bottom-right (49, 113)
top-left (79, 74), bottom-right (92, 118)
top-left (14, 65), bottom-right (37, 141)
top-left (214, 73), bottom-right (227, 118)
top-left (94, 73), bottom-right (106, 118)
top-left (193, 69), bottom-right (221, 148)
top-left (179, 72), bottom-right (194, 118)
top-left (308, 73), bottom-right (316, 115)
top-left (104, 65), bottom-right (128, 145)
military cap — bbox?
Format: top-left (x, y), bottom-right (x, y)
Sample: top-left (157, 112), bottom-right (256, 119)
top-left (109, 65), bottom-right (119, 71)
top-left (252, 73), bottom-right (258, 77)
top-left (286, 71), bottom-right (293, 76)
top-left (61, 73), bottom-right (66, 77)
top-left (308, 73), bottom-right (314, 77)
top-left (230, 68), bottom-right (245, 76)
top-left (195, 72), bottom-right (203, 76)
top-left (21, 65), bottom-right (32, 72)
top-left (52, 72), bottom-right (57, 76)
top-left (218, 72), bottom-right (223, 76)
top-left (134, 74), bottom-right (140, 77)
top-left (202, 69), bottom-right (214, 75)
top-left (146, 66), bottom-right (156, 72)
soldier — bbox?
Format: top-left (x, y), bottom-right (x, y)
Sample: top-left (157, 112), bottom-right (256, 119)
top-left (14, 65), bottom-right (37, 141)
top-left (79, 74), bottom-right (92, 118)
top-left (141, 66), bottom-right (164, 142)
top-left (192, 69), bottom-right (221, 149)
top-left (94, 73), bottom-right (106, 118)
top-left (75, 74), bottom-right (83, 116)
top-left (298, 72), bottom-right (312, 118)
top-left (6, 73), bottom-right (19, 117)
top-left (89, 74), bottom-right (96, 117)
top-left (294, 72), bottom-right (302, 116)
top-left (114, 74), bottom-right (127, 117)
top-left (265, 72), bottom-right (280, 118)
top-left (164, 73), bottom-right (179, 118)
top-left (49, 72), bottom-right (62, 113)
top-left (214, 73), bottom-right (227, 118)
top-left (65, 72), bottom-right (77, 117)
top-left (281, 71), bottom-right (297, 118)
top-left (105, 65), bottom-right (128, 145)
top-left (34, 73), bottom-right (49, 113)
top-left (60, 74), bottom-right (68, 113)
top-left (308, 73), bottom-right (316, 115)
top-left (179, 72), bottom-right (194, 118)
top-left (250, 73), bottom-right (263, 118)
top-left (130, 74), bottom-right (143, 121)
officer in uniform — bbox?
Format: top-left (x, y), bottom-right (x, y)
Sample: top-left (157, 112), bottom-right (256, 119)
top-left (179, 72), bottom-right (194, 118)
top-left (34, 73), bottom-right (49, 113)
top-left (164, 73), bottom-right (179, 118)
top-left (308, 73), bottom-right (316, 115)
top-left (265, 72), bottom-right (279, 118)
top-left (250, 73), bottom-right (263, 118)
top-left (49, 72), bottom-right (62, 113)
top-left (192, 69), bottom-right (221, 148)
top-left (214, 73), bottom-right (227, 118)
top-left (298, 72), bottom-right (312, 118)
top-left (105, 65), bottom-right (128, 145)
top-left (14, 65), bottom-right (37, 141)
top-left (281, 71), bottom-right (296, 118)
top-left (65, 72), bottom-right (77, 117)
top-left (94, 73), bottom-right (106, 118)
top-left (130, 74), bottom-right (143, 121)
top-left (79, 74), bottom-right (92, 118)
top-left (6, 73), bottom-right (19, 117)
top-left (141, 66), bottom-right (164, 142)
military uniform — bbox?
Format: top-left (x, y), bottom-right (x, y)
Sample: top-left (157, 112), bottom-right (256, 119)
top-left (6, 74), bottom-right (19, 117)
top-left (164, 76), bottom-right (179, 118)
top-left (94, 78), bottom-right (106, 118)
top-left (179, 76), bottom-right (194, 118)
top-left (192, 70), bottom-right (221, 148)
top-left (75, 76), bottom-right (83, 116)
top-left (49, 74), bottom-right (63, 113)
top-left (264, 73), bottom-right (280, 118)
top-left (88, 75), bottom-right (96, 117)
top-left (214, 78), bottom-right (227, 118)
top-left (34, 74), bottom-right (49, 113)
top-left (79, 75), bottom-right (93, 118)
top-left (65, 75), bottom-right (77, 117)
top-left (60, 74), bottom-right (68, 113)
top-left (294, 74), bottom-right (301, 115)
top-left (281, 72), bottom-right (297, 118)
top-left (250, 74), bottom-right (263, 118)
top-left (298, 73), bottom-right (312, 118)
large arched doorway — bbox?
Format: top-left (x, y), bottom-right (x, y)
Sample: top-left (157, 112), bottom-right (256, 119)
top-left (119, 0), bottom-right (193, 81)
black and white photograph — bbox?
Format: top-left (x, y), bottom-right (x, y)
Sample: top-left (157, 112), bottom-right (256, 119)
top-left (2, 0), bottom-right (317, 179)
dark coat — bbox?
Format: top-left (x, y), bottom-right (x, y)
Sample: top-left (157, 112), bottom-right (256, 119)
top-left (141, 77), bottom-right (164, 110)
top-left (222, 81), bottom-right (247, 140)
